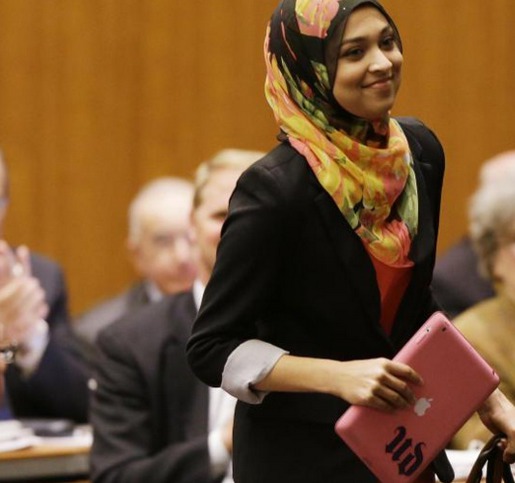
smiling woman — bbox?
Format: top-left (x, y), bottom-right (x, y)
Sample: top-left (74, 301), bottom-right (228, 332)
top-left (186, 1), bottom-right (515, 482)
top-left (333, 6), bottom-right (403, 121)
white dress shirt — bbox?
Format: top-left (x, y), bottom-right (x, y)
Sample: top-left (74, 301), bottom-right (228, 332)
top-left (193, 280), bottom-right (236, 482)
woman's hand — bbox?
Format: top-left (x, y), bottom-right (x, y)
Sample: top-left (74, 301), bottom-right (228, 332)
top-left (253, 355), bottom-right (422, 412)
top-left (330, 358), bottom-right (422, 411)
top-left (477, 389), bottom-right (515, 463)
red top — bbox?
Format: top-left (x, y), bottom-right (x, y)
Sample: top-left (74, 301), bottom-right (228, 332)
top-left (368, 253), bottom-right (413, 336)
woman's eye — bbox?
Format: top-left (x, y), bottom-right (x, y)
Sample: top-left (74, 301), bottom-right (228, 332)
top-left (342, 47), bottom-right (363, 59)
top-left (381, 36), bottom-right (396, 49)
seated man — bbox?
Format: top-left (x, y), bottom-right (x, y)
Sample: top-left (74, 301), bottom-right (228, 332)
top-left (89, 149), bottom-right (264, 483)
top-left (74, 177), bottom-right (197, 354)
top-left (0, 153), bottom-right (89, 422)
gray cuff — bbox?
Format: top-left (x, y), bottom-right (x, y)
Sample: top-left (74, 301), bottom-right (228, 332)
top-left (221, 339), bottom-right (288, 404)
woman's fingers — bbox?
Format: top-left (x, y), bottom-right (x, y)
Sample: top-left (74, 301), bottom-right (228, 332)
top-left (388, 360), bottom-right (424, 386)
top-left (338, 358), bottom-right (422, 411)
top-left (383, 361), bottom-right (423, 405)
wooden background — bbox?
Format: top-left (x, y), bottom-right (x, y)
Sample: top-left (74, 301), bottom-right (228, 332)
top-left (0, 1), bottom-right (513, 315)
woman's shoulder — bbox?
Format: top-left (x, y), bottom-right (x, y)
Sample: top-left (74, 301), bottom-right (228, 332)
top-left (395, 117), bottom-right (444, 159)
top-left (239, 142), bottom-right (317, 199)
top-left (395, 116), bottom-right (436, 138)
top-left (252, 142), bottom-right (308, 175)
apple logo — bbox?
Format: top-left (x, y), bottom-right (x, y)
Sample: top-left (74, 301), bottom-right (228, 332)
top-left (414, 397), bottom-right (433, 416)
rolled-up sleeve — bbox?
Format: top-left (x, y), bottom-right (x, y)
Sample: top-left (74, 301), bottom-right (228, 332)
top-left (222, 339), bottom-right (288, 404)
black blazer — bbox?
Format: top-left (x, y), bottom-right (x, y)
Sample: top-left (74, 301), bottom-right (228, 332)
top-left (187, 118), bottom-right (452, 482)
top-left (90, 291), bottom-right (225, 483)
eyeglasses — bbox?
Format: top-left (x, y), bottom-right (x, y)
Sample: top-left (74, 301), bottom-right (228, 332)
top-left (150, 232), bottom-right (193, 250)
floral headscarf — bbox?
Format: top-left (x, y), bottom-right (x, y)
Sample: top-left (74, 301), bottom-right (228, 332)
top-left (264, 0), bottom-right (418, 266)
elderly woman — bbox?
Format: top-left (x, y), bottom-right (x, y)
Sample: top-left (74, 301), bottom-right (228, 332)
top-left (451, 151), bottom-right (515, 450)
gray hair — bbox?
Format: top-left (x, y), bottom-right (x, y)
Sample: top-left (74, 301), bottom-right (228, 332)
top-left (193, 149), bottom-right (265, 208)
top-left (128, 177), bottom-right (194, 243)
top-left (469, 151), bottom-right (515, 280)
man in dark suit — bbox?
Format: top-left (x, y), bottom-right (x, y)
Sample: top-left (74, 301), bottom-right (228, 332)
top-left (90, 149), bottom-right (264, 483)
top-left (0, 153), bottom-right (89, 422)
top-left (74, 177), bottom-right (197, 356)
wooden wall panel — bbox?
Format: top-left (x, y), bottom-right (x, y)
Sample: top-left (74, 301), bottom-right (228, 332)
top-left (0, 1), bottom-right (513, 314)
top-left (383, 0), bottom-right (515, 251)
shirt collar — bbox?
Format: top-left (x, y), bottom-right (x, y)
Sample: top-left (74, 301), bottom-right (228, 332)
top-left (192, 279), bottom-right (206, 311)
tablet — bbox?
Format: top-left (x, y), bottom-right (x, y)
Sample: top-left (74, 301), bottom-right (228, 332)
top-left (334, 311), bottom-right (499, 483)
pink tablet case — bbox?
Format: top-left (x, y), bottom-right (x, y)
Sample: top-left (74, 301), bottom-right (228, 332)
top-left (334, 311), bottom-right (499, 483)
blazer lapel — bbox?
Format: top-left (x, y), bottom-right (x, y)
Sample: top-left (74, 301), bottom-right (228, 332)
top-left (406, 140), bottom-right (434, 266)
top-left (391, 130), bottom-right (438, 345)
top-left (314, 188), bottom-right (381, 326)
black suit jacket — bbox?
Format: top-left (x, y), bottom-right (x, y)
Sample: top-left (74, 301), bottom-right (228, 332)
top-left (31, 253), bottom-right (69, 329)
top-left (90, 291), bottom-right (225, 483)
top-left (74, 281), bottom-right (151, 365)
top-left (187, 118), bottom-right (452, 482)
top-left (5, 253), bottom-right (89, 422)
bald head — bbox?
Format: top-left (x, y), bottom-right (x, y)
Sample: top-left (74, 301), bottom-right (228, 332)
top-left (127, 177), bottom-right (197, 295)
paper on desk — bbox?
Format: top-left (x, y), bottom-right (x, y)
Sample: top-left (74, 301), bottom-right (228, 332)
top-left (0, 420), bottom-right (39, 453)
top-left (38, 424), bottom-right (92, 448)
top-left (0, 435), bottom-right (40, 453)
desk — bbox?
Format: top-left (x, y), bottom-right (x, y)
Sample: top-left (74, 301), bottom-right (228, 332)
top-left (0, 433), bottom-right (90, 482)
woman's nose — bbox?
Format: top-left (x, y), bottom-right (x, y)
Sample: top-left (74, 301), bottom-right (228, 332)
top-left (369, 48), bottom-right (393, 72)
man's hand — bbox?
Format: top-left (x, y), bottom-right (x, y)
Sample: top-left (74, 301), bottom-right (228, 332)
top-left (0, 241), bottom-right (48, 344)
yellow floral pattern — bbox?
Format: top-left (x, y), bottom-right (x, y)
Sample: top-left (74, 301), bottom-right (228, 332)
top-left (264, 1), bottom-right (418, 267)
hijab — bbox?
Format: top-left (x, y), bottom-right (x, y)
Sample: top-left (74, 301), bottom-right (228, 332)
top-left (264, 0), bottom-right (418, 266)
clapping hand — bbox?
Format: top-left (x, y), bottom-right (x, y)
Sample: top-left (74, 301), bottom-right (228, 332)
top-left (0, 241), bottom-right (48, 359)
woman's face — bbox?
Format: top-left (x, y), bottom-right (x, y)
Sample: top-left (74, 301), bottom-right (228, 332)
top-left (332, 5), bottom-right (403, 121)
